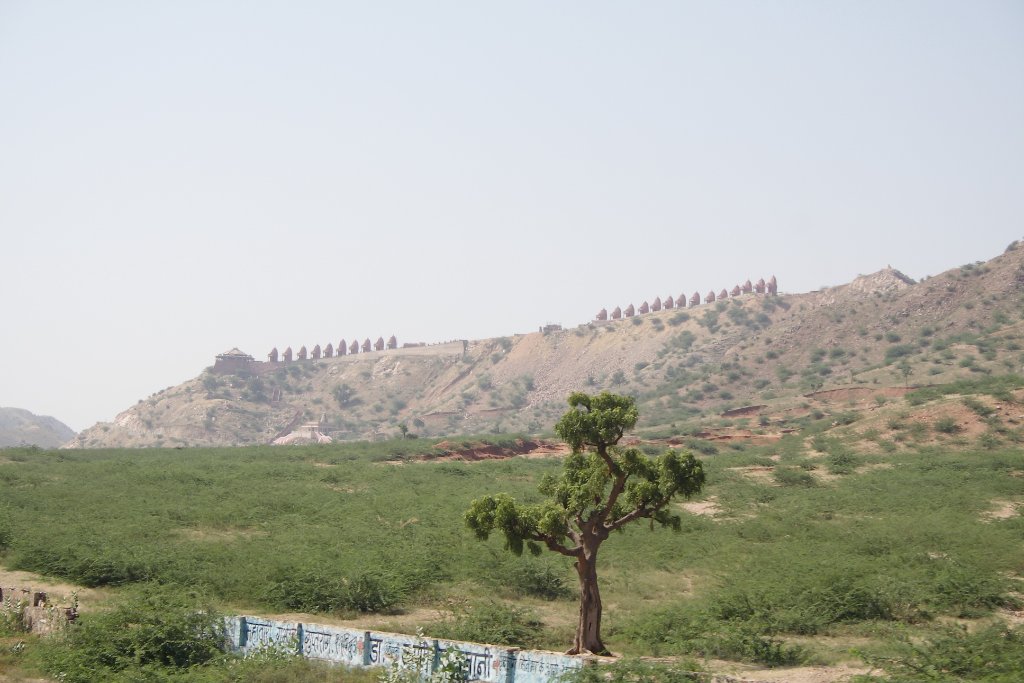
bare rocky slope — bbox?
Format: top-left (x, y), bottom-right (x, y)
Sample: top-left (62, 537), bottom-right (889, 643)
top-left (0, 407), bottom-right (76, 448)
top-left (69, 241), bottom-right (1024, 449)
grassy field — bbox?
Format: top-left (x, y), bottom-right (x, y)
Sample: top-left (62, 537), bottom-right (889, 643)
top-left (1, 421), bottom-right (1023, 680)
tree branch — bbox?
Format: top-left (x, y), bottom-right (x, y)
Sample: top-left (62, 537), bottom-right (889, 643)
top-left (604, 494), bottom-right (674, 533)
top-left (531, 532), bottom-right (581, 558)
top-left (596, 471), bottom-right (627, 527)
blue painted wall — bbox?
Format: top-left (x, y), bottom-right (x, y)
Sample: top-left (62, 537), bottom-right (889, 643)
top-left (225, 615), bottom-right (583, 683)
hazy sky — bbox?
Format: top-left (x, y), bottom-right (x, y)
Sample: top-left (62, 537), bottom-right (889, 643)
top-left (1, 1), bottom-right (1022, 432)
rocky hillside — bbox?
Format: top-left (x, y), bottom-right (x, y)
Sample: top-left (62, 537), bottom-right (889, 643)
top-left (0, 407), bottom-right (76, 448)
top-left (69, 242), bottom-right (1024, 449)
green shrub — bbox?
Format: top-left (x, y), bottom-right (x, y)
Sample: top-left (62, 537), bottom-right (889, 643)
top-left (827, 449), bottom-right (859, 475)
top-left (963, 396), bottom-right (995, 417)
top-left (885, 344), bottom-right (916, 363)
top-left (934, 417), bottom-right (959, 434)
top-left (858, 624), bottom-right (1024, 682)
top-left (773, 467), bottom-right (817, 487)
top-left (12, 544), bottom-right (164, 587)
top-left (39, 585), bottom-right (225, 683)
top-left (0, 506), bottom-right (11, 550)
top-left (558, 658), bottom-right (703, 682)
top-left (980, 431), bottom-right (1003, 450)
top-left (434, 601), bottom-right (543, 649)
top-left (668, 311), bottom-right (690, 326)
top-left (620, 607), bottom-right (804, 666)
top-left (502, 562), bottom-right (571, 601)
top-left (263, 568), bottom-right (402, 613)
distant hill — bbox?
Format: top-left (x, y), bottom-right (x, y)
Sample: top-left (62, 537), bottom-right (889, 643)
top-left (0, 407), bottom-right (76, 448)
top-left (69, 240), bottom-right (1024, 449)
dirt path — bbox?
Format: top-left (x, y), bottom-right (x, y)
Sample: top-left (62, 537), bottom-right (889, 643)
top-left (0, 567), bottom-right (109, 613)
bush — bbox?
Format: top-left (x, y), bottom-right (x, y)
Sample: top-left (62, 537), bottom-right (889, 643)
top-left (827, 450), bottom-right (858, 475)
top-left (503, 562), bottom-right (571, 601)
top-left (934, 417), bottom-right (959, 434)
top-left (885, 345), bottom-right (916, 363)
top-left (12, 544), bottom-right (164, 587)
top-left (963, 396), bottom-right (995, 417)
top-left (620, 607), bottom-right (804, 666)
top-left (0, 506), bottom-right (11, 550)
top-left (558, 658), bottom-right (704, 682)
top-left (668, 312), bottom-right (690, 326)
top-left (434, 601), bottom-right (543, 649)
top-left (39, 584), bottom-right (225, 683)
top-left (333, 384), bottom-right (358, 408)
top-left (263, 568), bottom-right (402, 613)
top-left (345, 572), bottom-right (402, 613)
top-left (773, 468), bottom-right (817, 487)
top-left (858, 624), bottom-right (1024, 682)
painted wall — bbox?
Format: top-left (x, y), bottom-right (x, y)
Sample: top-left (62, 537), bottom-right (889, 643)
top-left (225, 615), bottom-right (583, 683)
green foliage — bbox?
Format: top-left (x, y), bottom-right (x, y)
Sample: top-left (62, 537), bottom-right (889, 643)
top-left (4, 428), bottom-right (1024, 673)
top-left (0, 504), bottom-right (12, 550)
top-left (699, 310), bottom-right (720, 333)
top-left (434, 601), bottom-right (544, 649)
top-left (962, 396), bottom-right (996, 417)
top-left (558, 658), bottom-right (704, 682)
top-left (772, 467), bottom-right (817, 487)
top-left (826, 448), bottom-right (859, 475)
top-left (262, 568), bottom-right (402, 614)
top-left (465, 392), bottom-right (705, 652)
top-left (667, 311), bottom-right (690, 326)
top-left (333, 383), bottom-right (359, 408)
top-left (905, 375), bottom-right (1024, 405)
top-left (39, 584), bottom-right (225, 683)
top-left (663, 330), bottom-right (696, 353)
top-left (619, 607), bottom-right (804, 666)
top-left (497, 560), bottom-right (571, 600)
top-left (885, 344), bottom-right (916, 363)
top-left (856, 624), bottom-right (1024, 682)
top-left (466, 397), bottom-right (705, 556)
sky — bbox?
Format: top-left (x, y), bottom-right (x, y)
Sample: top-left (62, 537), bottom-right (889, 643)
top-left (1, 1), bottom-right (1022, 432)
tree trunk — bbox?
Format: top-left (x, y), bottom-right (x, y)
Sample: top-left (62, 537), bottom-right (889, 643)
top-left (569, 548), bottom-right (607, 655)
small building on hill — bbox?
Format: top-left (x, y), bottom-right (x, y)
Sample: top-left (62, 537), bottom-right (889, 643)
top-left (213, 348), bottom-right (255, 374)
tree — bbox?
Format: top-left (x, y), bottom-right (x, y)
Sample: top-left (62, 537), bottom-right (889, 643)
top-left (464, 391), bottom-right (706, 655)
top-left (897, 360), bottom-right (914, 388)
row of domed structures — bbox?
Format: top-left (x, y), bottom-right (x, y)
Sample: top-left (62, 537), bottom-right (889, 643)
top-left (211, 336), bottom-right (400, 375)
top-left (268, 336), bottom-right (399, 362)
top-left (596, 276), bottom-right (777, 321)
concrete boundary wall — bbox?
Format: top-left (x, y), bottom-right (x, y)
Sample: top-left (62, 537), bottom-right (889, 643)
top-left (225, 615), bottom-right (583, 683)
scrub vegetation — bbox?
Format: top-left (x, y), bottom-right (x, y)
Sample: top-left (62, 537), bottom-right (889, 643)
top-left (2, 402), bottom-right (1023, 679)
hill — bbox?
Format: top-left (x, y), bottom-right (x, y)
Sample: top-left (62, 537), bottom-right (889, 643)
top-left (0, 407), bottom-right (76, 448)
top-left (68, 241), bottom-right (1024, 449)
